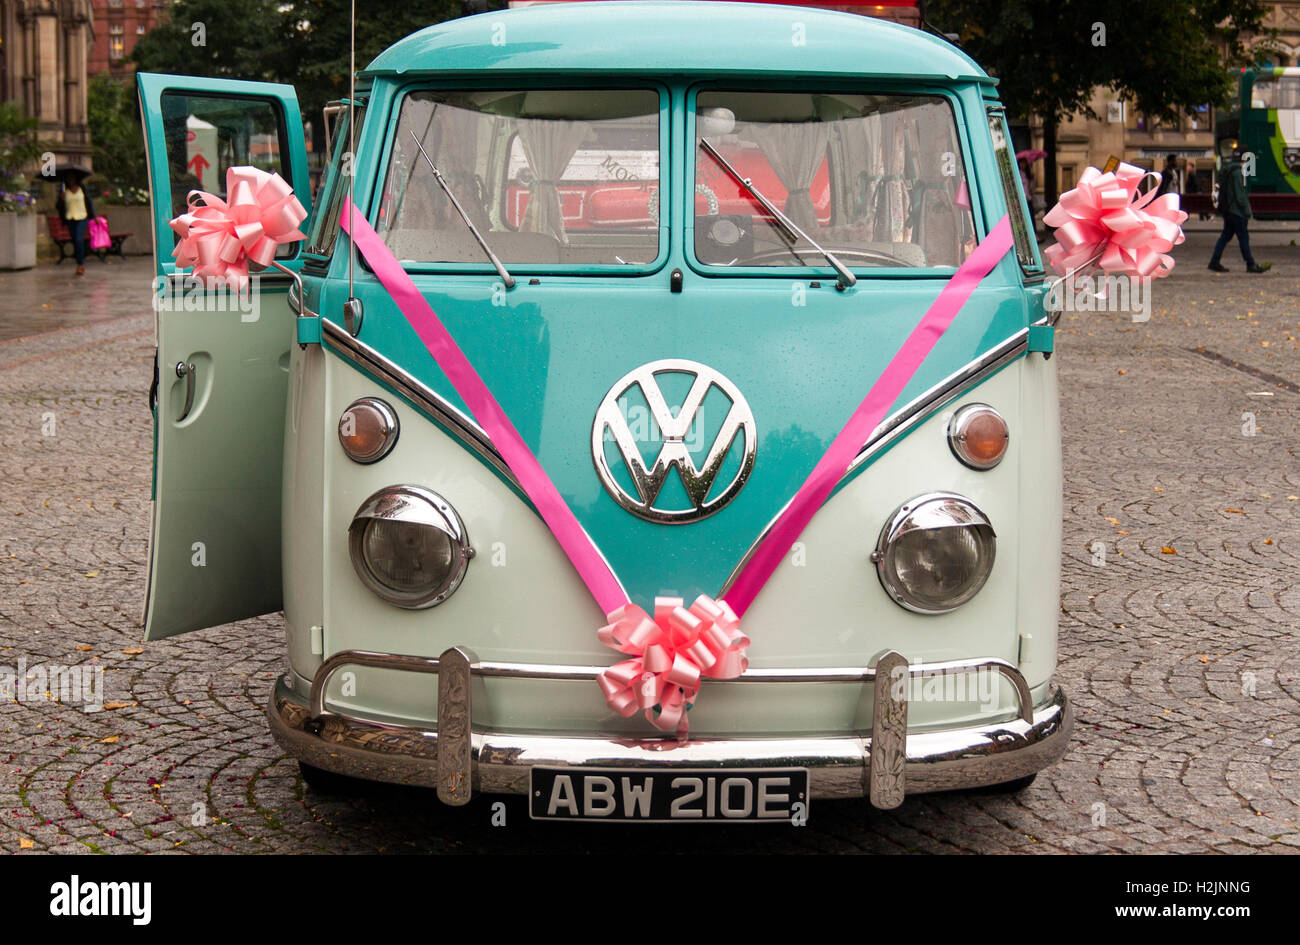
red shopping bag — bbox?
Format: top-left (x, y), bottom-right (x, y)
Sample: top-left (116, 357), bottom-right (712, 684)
top-left (88, 216), bottom-right (111, 252)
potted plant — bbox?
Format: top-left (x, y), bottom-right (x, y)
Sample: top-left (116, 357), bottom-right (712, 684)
top-left (0, 100), bottom-right (42, 270)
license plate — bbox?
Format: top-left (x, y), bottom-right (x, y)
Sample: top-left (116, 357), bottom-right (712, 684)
top-left (528, 766), bottom-right (809, 822)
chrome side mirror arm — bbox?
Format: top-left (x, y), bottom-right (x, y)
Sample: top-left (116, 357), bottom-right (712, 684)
top-left (269, 260), bottom-right (323, 349)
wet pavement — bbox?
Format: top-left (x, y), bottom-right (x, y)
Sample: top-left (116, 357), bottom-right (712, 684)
top-left (0, 257), bottom-right (157, 343)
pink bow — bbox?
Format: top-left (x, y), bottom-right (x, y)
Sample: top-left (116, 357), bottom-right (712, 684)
top-left (168, 166), bottom-right (307, 293)
top-left (1043, 162), bottom-right (1187, 280)
top-left (596, 595), bottom-right (750, 735)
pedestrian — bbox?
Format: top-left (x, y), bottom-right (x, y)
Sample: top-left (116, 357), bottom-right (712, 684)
top-left (1156, 153), bottom-right (1182, 202)
top-left (1184, 160), bottom-right (1211, 221)
top-left (1209, 149), bottom-right (1269, 273)
top-left (55, 172), bottom-right (95, 276)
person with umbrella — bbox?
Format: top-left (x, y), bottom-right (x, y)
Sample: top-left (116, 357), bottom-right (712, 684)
top-left (52, 164), bottom-right (95, 276)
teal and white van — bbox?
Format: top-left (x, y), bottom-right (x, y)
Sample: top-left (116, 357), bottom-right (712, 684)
top-left (139, 1), bottom-right (1071, 821)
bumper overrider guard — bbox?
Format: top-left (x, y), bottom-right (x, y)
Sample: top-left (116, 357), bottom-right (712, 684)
top-left (268, 648), bottom-right (1073, 810)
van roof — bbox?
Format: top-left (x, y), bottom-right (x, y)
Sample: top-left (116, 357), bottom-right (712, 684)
top-left (363, 1), bottom-right (991, 84)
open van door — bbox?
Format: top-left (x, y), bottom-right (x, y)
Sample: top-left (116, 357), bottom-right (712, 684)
top-left (138, 74), bottom-right (311, 640)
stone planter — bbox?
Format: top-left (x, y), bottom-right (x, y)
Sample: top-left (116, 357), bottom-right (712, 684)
top-left (0, 211), bottom-right (37, 269)
top-left (98, 203), bottom-right (154, 256)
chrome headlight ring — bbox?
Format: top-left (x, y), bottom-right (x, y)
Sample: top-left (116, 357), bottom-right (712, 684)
top-left (347, 485), bottom-right (474, 609)
top-left (871, 492), bottom-right (997, 615)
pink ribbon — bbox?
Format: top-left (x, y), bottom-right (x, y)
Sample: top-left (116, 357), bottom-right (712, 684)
top-left (1042, 163), bottom-right (1187, 280)
top-left (168, 166), bottom-right (307, 293)
top-left (724, 216), bottom-right (1016, 615)
top-left (597, 595), bottom-right (749, 733)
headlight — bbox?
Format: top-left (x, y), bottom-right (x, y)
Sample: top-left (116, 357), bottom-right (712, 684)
top-left (339, 398), bottom-right (400, 464)
top-left (947, 403), bottom-right (1008, 470)
top-left (871, 493), bottom-right (996, 614)
top-left (348, 486), bottom-right (473, 609)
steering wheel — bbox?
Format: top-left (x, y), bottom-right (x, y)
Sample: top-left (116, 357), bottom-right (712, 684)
top-left (695, 183), bottom-right (719, 215)
top-left (746, 245), bottom-right (914, 268)
top-left (649, 184), bottom-right (717, 225)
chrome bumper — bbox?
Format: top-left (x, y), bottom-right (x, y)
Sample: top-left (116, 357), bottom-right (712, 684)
top-left (267, 648), bottom-right (1073, 809)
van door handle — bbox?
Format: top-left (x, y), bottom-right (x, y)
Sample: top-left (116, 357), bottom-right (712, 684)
top-left (175, 361), bottom-right (196, 422)
top-left (148, 353), bottom-right (159, 412)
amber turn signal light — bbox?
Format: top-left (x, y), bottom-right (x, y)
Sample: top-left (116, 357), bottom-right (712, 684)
top-left (339, 398), bottom-right (400, 464)
top-left (947, 404), bottom-right (1008, 470)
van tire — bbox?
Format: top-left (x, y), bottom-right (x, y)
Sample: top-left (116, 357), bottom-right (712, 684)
top-left (298, 761), bottom-right (360, 794)
top-left (971, 773), bottom-right (1037, 795)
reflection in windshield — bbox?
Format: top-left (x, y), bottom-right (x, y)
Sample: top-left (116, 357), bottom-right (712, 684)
top-left (694, 91), bottom-right (977, 269)
top-left (376, 89), bottom-right (660, 267)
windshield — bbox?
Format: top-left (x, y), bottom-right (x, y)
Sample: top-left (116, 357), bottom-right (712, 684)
top-left (375, 89), bottom-right (661, 267)
top-left (694, 91), bottom-right (977, 269)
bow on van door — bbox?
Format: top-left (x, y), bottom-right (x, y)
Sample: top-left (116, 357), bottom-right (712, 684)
top-left (137, 74), bottom-right (311, 640)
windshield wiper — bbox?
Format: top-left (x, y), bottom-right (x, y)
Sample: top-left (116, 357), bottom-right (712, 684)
top-left (698, 137), bottom-right (855, 290)
top-left (409, 130), bottom-right (515, 289)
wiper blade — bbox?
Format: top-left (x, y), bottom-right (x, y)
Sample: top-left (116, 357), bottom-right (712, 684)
top-left (698, 137), bottom-right (856, 290)
top-left (409, 131), bottom-right (515, 289)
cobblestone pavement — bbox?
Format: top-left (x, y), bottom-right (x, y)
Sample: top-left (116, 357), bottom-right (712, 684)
top-left (1, 229), bottom-right (1299, 854)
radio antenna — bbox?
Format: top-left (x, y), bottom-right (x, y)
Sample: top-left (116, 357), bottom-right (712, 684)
top-left (341, 0), bottom-right (363, 335)
top-left (347, 0), bottom-right (355, 302)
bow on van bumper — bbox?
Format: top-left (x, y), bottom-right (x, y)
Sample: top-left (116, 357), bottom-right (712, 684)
top-left (267, 648), bottom-right (1072, 809)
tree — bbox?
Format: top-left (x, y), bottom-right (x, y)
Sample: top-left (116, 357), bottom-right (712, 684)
top-left (131, 0), bottom-right (497, 158)
top-left (132, 0), bottom-right (284, 83)
top-left (278, 1), bottom-right (467, 158)
top-left (87, 75), bottom-right (149, 192)
top-left (928, 0), bottom-right (1271, 204)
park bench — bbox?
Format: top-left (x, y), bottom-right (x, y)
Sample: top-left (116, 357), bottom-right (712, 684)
top-left (45, 215), bottom-right (132, 263)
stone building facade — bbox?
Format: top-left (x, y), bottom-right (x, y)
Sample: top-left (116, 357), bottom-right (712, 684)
top-left (0, 0), bottom-right (95, 166)
top-left (87, 0), bottom-right (167, 78)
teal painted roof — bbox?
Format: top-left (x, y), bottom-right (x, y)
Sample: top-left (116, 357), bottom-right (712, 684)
top-left (364, 2), bottom-right (990, 82)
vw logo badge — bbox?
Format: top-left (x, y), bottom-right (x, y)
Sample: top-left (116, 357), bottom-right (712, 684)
top-left (592, 359), bottom-right (756, 524)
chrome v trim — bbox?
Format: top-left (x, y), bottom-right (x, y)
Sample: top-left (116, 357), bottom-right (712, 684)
top-left (719, 328), bottom-right (1030, 596)
top-left (321, 320), bottom-right (632, 604)
top-left (322, 319), bottom-right (517, 487)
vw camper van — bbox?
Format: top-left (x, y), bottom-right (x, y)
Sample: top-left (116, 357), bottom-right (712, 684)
top-left (139, 1), bottom-right (1071, 820)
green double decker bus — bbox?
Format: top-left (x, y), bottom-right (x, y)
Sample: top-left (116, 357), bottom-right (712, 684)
top-left (1211, 67), bottom-right (1300, 219)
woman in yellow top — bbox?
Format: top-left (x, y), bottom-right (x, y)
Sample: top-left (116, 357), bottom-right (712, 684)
top-left (55, 172), bottom-right (96, 276)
